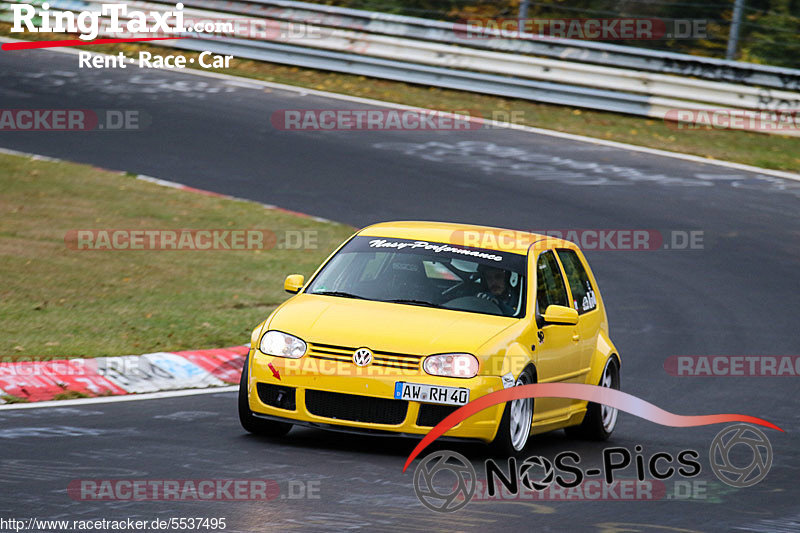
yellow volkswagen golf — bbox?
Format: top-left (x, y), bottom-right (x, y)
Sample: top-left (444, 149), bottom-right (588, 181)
top-left (239, 221), bottom-right (620, 454)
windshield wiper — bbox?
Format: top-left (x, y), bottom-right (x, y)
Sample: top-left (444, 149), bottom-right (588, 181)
top-left (311, 290), bottom-right (369, 300)
top-left (383, 298), bottom-right (444, 308)
top-left (311, 293), bottom-right (443, 307)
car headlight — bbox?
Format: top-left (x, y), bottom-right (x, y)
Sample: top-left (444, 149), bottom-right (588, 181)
top-left (259, 330), bottom-right (307, 358)
top-left (423, 353), bottom-right (479, 378)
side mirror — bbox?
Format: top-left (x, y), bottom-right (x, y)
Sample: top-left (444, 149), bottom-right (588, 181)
top-left (542, 305), bottom-right (579, 325)
top-left (284, 274), bottom-right (304, 294)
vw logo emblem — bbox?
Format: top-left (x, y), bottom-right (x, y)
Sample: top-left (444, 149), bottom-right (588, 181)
top-left (353, 348), bottom-right (373, 367)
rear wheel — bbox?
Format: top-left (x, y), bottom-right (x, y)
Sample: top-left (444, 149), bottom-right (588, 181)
top-left (491, 367), bottom-right (534, 456)
top-left (238, 360), bottom-right (292, 437)
top-left (566, 357), bottom-right (619, 440)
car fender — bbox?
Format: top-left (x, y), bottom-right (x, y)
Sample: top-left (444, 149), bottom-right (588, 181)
top-left (585, 329), bottom-right (621, 387)
top-left (486, 342), bottom-right (534, 383)
top-left (247, 308), bottom-right (281, 371)
top-left (250, 320), bottom-right (267, 348)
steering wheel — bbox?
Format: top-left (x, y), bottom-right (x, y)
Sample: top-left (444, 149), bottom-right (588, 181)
top-left (442, 295), bottom-right (503, 315)
top-left (441, 272), bottom-right (480, 298)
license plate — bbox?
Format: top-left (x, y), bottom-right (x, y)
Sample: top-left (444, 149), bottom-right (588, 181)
top-left (394, 382), bottom-right (470, 406)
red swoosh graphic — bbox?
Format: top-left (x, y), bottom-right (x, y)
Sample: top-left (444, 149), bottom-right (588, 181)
top-left (2, 37), bottom-right (185, 51)
top-left (402, 383), bottom-right (783, 472)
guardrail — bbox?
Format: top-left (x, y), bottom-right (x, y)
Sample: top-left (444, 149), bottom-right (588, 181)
top-left (3, 0), bottom-right (800, 135)
top-left (137, 0), bottom-right (800, 92)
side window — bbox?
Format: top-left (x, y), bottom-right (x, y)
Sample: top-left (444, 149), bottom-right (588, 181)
top-left (536, 251), bottom-right (569, 313)
top-left (556, 249), bottom-right (597, 314)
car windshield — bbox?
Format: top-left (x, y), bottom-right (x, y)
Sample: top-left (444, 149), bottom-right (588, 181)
top-left (305, 236), bottom-right (527, 318)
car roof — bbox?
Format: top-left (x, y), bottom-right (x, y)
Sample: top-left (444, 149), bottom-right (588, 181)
top-left (357, 221), bottom-right (576, 255)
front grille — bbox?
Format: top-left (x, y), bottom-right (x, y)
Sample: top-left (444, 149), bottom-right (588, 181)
top-left (307, 342), bottom-right (422, 371)
top-left (305, 389), bottom-right (408, 425)
top-left (417, 404), bottom-right (460, 427)
top-left (257, 383), bottom-right (296, 410)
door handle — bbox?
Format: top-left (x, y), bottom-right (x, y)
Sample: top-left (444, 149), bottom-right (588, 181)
top-left (572, 334), bottom-right (580, 342)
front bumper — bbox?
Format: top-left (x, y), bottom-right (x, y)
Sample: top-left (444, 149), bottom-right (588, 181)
top-left (247, 349), bottom-right (506, 442)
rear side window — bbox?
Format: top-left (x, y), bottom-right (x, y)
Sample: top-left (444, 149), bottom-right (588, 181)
top-left (536, 251), bottom-right (569, 313)
top-left (557, 249), bottom-right (597, 314)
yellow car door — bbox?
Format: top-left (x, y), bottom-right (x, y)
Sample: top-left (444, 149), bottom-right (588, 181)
top-left (531, 249), bottom-right (584, 426)
top-left (556, 248), bottom-right (601, 374)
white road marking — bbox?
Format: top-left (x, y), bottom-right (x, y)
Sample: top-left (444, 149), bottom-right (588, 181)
top-left (0, 386), bottom-right (237, 411)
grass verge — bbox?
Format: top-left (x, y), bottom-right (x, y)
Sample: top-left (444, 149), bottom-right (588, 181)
top-left (1, 24), bottom-right (798, 172)
top-left (1, 395), bottom-right (29, 404)
top-left (0, 152), bottom-right (354, 358)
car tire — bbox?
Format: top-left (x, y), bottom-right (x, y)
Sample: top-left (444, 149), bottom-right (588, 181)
top-left (565, 357), bottom-right (619, 440)
top-left (490, 367), bottom-right (535, 456)
top-left (238, 359), bottom-right (292, 437)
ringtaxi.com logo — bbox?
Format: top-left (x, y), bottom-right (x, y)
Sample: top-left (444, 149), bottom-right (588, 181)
top-left (9, 2), bottom-right (332, 41)
top-left (0, 109), bottom-right (145, 131)
top-left (64, 229), bottom-right (318, 251)
top-left (11, 2), bottom-right (187, 41)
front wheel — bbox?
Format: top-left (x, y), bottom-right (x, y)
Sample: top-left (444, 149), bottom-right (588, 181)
top-left (491, 368), bottom-right (534, 456)
top-left (566, 357), bottom-right (619, 440)
top-left (238, 359), bottom-right (292, 437)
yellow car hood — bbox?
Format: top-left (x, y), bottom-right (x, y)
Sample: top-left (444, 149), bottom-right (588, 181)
top-left (267, 293), bottom-right (516, 355)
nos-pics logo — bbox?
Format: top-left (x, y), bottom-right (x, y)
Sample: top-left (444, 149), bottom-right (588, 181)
top-left (413, 424), bottom-right (773, 512)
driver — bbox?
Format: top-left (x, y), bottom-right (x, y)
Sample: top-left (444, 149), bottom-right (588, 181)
top-left (476, 265), bottom-right (517, 315)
